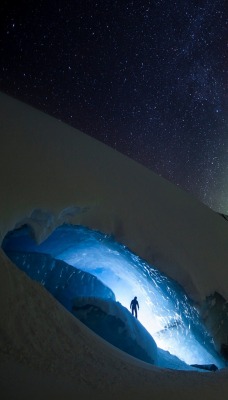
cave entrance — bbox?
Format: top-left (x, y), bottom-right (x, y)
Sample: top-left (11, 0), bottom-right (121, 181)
top-left (2, 223), bottom-right (224, 369)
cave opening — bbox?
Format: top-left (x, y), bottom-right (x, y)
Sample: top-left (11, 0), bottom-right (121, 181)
top-left (2, 223), bottom-right (225, 370)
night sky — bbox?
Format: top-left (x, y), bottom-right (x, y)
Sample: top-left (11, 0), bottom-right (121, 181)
top-left (0, 1), bottom-right (227, 213)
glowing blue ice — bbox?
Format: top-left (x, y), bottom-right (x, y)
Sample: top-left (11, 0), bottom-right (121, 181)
top-left (6, 251), bottom-right (115, 311)
top-left (3, 224), bottom-right (224, 367)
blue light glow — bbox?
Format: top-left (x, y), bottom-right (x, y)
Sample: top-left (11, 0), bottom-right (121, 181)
top-left (2, 224), bottom-right (224, 367)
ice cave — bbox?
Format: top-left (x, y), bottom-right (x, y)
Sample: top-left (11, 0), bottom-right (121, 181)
top-left (2, 223), bottom-right (225, 371)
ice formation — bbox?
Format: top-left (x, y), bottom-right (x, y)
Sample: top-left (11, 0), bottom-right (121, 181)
top-left (6, 251), bottom-right (115, 311)
top-left (3, 224), bottom-right (225, 368)
top-left (72, 297), bottom-right (158, 365)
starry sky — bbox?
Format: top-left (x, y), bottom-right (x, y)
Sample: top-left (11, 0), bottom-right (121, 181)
top-left (0, 1), bottom-right (227, 213)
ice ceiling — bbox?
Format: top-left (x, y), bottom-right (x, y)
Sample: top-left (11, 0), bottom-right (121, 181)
top-left (2, 224), bottom-right (223, 367)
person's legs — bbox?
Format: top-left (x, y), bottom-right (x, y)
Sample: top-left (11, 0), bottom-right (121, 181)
top-left (132, 307), bottom-right (137, 318)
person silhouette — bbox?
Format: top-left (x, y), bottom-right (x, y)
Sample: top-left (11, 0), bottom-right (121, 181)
top-left (130, 296), bottom-right (139, 319)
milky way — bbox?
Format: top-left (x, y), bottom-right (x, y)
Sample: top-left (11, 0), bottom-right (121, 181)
top-left (0, 1), bottom-right (227, 212)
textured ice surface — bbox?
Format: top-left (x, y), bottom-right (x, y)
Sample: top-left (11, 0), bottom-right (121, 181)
top-left (72, 297), bottom-right (158, 365)
top-left (7, 251), bottom-right (115, 311)
top-left (3, 224), bottom-right (224, 367)
top-left (72, 296), bottom-right (200, 370)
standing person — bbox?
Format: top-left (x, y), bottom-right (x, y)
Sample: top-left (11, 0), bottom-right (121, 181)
top-left (130, 296), bottom-right (139, 319)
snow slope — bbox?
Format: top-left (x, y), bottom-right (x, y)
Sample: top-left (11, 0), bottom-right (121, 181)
top-left (0, 92), bottom-right (228, 398)
top-left (0, 92), bottom-right (227, 303)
